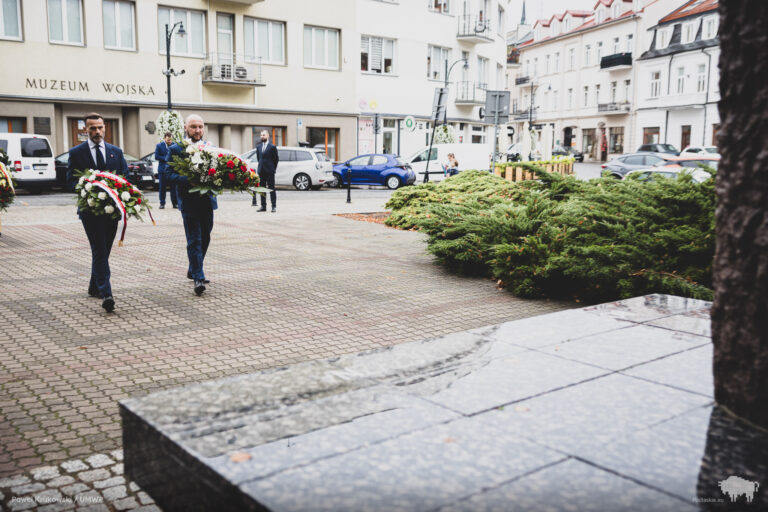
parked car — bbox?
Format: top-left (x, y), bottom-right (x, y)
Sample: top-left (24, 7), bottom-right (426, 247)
top-left (624, 167), bottom-right (712, 183)
top-left (404, 143), bottom-right (492, 182)
top-left (242, 146), bottom-right (333, 190)
top-left (0, 133), bottom-right (57, 191)
top-left (141, 152), bottom-right (160, 182)
top-left (552, 145), bottom-right (584, 162)
top-left (680, 145), bottom-right (720, 158)
top-left (662, 155), bottom-right (720, 171)
top-left (601, 152), bottom-right (675, 178)
top-left (54, 151), bottom-right (156, 190)
top-left (636, 143), bottom-right (680, 155)
top-left (333, 154), bottom-right (415, 189)
top-left (506, 143), bottom-right (522, 162)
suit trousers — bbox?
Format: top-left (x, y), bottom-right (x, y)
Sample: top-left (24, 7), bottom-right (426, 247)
top-left (81, 213), bottom-right (118, 298)
top-left (259, 172), bottom-right (276, 207)
top-left (181, 207), bottom-right (214, 280)
top-left (158, 171), bottom-right (178, 207)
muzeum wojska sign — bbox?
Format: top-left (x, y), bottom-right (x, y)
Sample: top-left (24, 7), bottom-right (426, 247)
top-left (25, 77), bottom-right (158, 97)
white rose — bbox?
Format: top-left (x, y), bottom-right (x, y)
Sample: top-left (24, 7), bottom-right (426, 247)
top-left (98, 192), bottom-right (106, 200)
top-left (78, 176), bottom-right (85, 184)
top-left (134, 205), bottom-right (142, 213)
top-left (80, 189), bottom-right (87, 197)
top-left (87, 198), bottom-right (95, 207)
top-left (191, 153), bottom-right (203, 165)
top-left (121, 191), bottom-right (131, 201)
top-left (85, 182), bottom-right (93, 191)
top-left (104, 205), bottom-right (114, 214)
top-left (187, 144), bottom-right (198, 154)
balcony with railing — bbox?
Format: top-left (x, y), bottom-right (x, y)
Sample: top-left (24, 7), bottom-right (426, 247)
top-left (600, 52), bottom-right (633, 70)
top-left (201, 54), bottom-right (265, 87)
top-left (455, 81), bottom-right (487, 105)
top-left (457, 15), bottom-right (493, 43)
top-left (515, 74), bottom-right (531, 85)
top-left (513, 108), bottom-right (534, 121)
top-left (598, 101), bottom-right (631, 114)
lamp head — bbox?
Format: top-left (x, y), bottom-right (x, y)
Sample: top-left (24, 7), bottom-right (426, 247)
top-left (177, 22), bottom-right (186, 37)
top-left (462, 59), bottom-right (469, 70)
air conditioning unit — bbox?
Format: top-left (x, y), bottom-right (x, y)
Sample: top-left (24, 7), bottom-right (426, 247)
top-left (234, 66), bottom-right (248, 80)
top-left (219, 64), bottom-right (232, 79)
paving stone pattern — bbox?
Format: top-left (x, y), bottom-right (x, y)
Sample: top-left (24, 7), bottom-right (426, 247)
top-left (0, 190), bottom-right (571, 510)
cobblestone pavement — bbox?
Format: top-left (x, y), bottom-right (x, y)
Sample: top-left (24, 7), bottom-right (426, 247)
top-left (0, 188), bottom-right (572, 510)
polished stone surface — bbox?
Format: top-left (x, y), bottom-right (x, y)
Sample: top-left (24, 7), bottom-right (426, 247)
top-left (121, 294), bottom-right (768, 512)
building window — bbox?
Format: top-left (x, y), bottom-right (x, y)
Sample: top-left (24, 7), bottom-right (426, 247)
top-left (471, 125), bottom-right (485, 144)
top-left (427, 45), bottom-right (450, 80)
top-left (477, 56), bottom-right (488, 87)
top-left (361, 35), bottom-right (395, 74)
top-left (594, 84), bottom-right (600, 106)
top-left (624, 79), bottom-right (631, 102)
top-left (496, 63), bottom-right (503, 88)
top-left (612, 37), bottom-right (620, 54)
top-left (0, 0), bottom-right (22, 40)
top-left (103, 1), bottom-right (135, 51)
top-left (244, 18), bottom-right (285, 64)
top-left (568, 48), bottom-right (575, 70)
top-left (609, 127), bottom-right (624, 153)
top-left (48, 0), bottom-right (83, 45)
top-left (0, 117), bottom-right (27, 132)
top-left (597, 9), bottom-right (604, 24)
top-left (583, 86), bottom-right (589, 107)
top-left (158, 7), bottom-right (205, 57)
top-left (596, 41), bottom-right (603, 62)
top-left (543, 91), bottom-right (549, 111)
top-left (428, 0), bottom-right (449, 14)
top-left (626, 34), bottom-right (633, 54)
top-left (643, 126), bottom-right (660, 144)
top-left (610, 81), bottom-right (617, 102)
top-left (525, 59), bottom-right (530, 75)
top-left (545, 54), bottom-right (550, 74)
top-left (703, 16), bottom-right (718, 39)
top-left (697, 64), bottom-right (706, 93)
top-left (304, 26), bottom-right (340, 70)
top-left (251, 126), bottom-right (286, 147)
top-left (650, 71), bottom-right (661, 98)
top-left (554, 52), bottom-right (560, 72)
top-left (681, 125), bottom-right (691, 149)
top-left (497, 5), bottom-right (505, 33)
top-left (533, 57), bottom-right (538, 76)
top-left (676, 66), bottom-right (685, 94)
top-left (567, 88), bottom-right (573, 109)
top-left (552, 90), bottom-right (558, 111)
top-left (683, 21), bottom-right (697, 44)
top-left (658, 28), bottom-right (670, 49)
top-left (584, 44), bottom-right (591, 66)
top-left (564, 17), bottom-right (570, 31)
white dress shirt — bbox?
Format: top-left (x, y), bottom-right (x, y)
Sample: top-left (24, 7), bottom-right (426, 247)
top-left (88, 139), bottom-right (106, 166)
top-left (262, 142), bottom-right (267, 153)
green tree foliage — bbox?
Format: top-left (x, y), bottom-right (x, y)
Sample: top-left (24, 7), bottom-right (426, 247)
top-left (385, 169), bottom-right (715, 303)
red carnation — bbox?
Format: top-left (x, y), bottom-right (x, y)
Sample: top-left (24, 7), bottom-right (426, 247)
top-left (244, 178), bottom-right (249, 184)
top-left (218, 153), bottom-right (223, 158)
top-left (226, 160), bottom-right (235, 169)
top-left (228, 173), bottom-right (235, 180)
top-left (208, 168), bottom-right (216, 176)
top-left (137, 198), bottom-right (142, 204)
top-left (240, 165), bottom-right (246, 171)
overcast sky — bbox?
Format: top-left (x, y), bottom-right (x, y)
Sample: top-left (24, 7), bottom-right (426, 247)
top-left (506, 0), bottom-right (597, 25)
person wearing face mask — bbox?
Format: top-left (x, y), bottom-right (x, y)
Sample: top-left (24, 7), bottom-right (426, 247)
top-left (66, 112), bottom-right (129, 313)
top-left (253, 130), bottom-right (278, 212)
top-left (164, 114), bottom-right (218, 296)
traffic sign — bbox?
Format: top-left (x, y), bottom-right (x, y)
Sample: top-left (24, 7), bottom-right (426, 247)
top-left (404, 116), bottom-right (416, 132)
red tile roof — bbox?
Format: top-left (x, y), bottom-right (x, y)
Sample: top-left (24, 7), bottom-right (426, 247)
top-left (593, 0), bottom-right (632, 8)
top-left (659, 0), bottom-right (718, 23)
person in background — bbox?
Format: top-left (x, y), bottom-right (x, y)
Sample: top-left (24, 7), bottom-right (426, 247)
top-left (443, 153), bottom-right (460, 177)
top-left (254, 130), bottom-right (278, 212)
top-left (155, 132), bottom-right (177, 209)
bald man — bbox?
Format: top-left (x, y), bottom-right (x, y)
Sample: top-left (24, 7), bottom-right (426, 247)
top-left (163, 115), bottom-right (218, 296)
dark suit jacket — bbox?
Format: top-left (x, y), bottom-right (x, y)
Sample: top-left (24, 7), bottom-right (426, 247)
top-left (154, 141), bottom-right (172, 174)
top-left (164, 142), bottom-right (218, 213)
top-left (256, 143), bottom-right (279, 175)
top-left (66, 141), bottom-right (128, 199)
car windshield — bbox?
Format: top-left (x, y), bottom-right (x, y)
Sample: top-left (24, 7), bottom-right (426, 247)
top-left (681, 160), bottom-right (719, 170)
top-left (21, 138), bottom-right (52, 157)
top-left (124, 154), bottom-right (140, 161)
top-left (705, 147), bottom-right (719, 154)
top-left (660, 144), bottom-right (678, 152)
top-left (56, 153), bottom-right (69, 163)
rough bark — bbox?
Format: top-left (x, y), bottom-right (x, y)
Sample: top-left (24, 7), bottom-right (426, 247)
top-left (711, 0), bottom-right (768, 429)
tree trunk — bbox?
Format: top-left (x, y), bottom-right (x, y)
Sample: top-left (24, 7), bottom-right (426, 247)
top-left (711, 0), bottom-right (768, 429)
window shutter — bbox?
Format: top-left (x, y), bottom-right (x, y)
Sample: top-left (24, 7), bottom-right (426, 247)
top-left (361, 35), bottom-right (369, 52)
top-left (371, 37), bottom-right (383, 72)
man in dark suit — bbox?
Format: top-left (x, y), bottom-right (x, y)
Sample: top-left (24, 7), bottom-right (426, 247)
top-left (163, 114), bottom-right (217, 296)
top-left (154, 131), bottom-right (178, 209)
top-left (254, 130), bottom-right (278, 212)
top-left (66, 112), bottom-right (129, 313)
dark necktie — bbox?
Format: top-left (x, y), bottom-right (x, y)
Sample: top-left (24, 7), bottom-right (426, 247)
top-left (95, 144), bottom-right (106, 170)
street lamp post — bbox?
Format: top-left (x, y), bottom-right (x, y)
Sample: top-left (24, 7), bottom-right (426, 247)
top-left (163, 22), bottom-right (186, 111)
top-left (423, 58), bottom-right (468, 183)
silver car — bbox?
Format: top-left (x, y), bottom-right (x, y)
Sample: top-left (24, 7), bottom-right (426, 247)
top-left (602, 152), bottom-right (674, 179)
top-left (242, 146), bottom-right (334, 190)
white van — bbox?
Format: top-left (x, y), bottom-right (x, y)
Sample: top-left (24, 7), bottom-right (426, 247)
top-left (0, 133), bottom-right (57, 191)
top-left (404, 143), bottom-right (492, 183)
top-left (241, 146), bottom-right (334, 190)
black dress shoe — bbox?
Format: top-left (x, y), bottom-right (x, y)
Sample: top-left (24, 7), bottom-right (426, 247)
top-left (257, 207), bottom-right (267, 212)
top-left (271, 206), bottom-right (276, 213)
top-left (194, 280), bottom-right (206, 296)
top-left (88, 289), bottom-right (99, 298)
top-left (159, 204), bottom-right (165, 209)
top-left (173, 205), bottom-right (178, 209)
top-left (102, 296), bottom-right (115, 313)
top-left (187, 271), bottom-right (210, 284)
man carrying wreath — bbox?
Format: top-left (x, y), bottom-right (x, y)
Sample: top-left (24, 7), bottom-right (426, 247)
top-left (164, 114), bottom-right (218, 296)
top-left (67, 112), bottom-right (129, 313)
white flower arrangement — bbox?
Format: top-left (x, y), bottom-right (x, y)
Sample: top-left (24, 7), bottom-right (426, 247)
top-left (121, 191), bottom-right (131, 201)
top-left (155, 110), bottom-right (184, 142)
top-left (98, 192), bottom-right (106, 200)
top-left (105, 205), bottom-right (114, 214)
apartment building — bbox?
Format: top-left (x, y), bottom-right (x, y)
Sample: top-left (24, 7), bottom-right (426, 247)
top-left (635, 0), bottom-right (720, 150)
top-left (508, 0), bottom-right (686, 161)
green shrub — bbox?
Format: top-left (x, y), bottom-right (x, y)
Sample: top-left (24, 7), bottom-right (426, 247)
top-left (386, 168), bottom-right (715, 302)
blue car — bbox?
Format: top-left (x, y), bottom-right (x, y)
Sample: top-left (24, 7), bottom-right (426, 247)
top-left (333, 154), bottom-right (415, 189)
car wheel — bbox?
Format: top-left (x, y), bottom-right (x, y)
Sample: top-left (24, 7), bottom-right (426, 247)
top-left (293, 173), bottom-right (311, 191)
top-left (385, 175), bottom-right (402, 190)
top-left (331, 172), bottom-right (343, 188)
